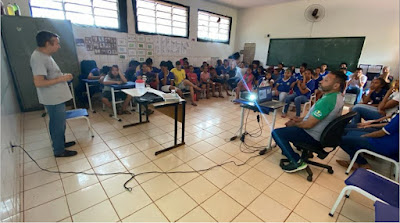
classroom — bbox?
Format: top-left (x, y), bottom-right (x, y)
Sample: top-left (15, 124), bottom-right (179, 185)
top-left (1, 0), bottom-right (399, 222)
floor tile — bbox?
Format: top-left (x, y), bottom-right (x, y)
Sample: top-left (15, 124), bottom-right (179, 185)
top-left (190, 141), bottom-right (216, 154)
top-left (99, 130), bottom-right (124, 141)
top-left (24, 196), bottom-right (69, 222)
top-left (167, 164), bottom-right (200, 186)
top-left (58, 216), bottom-right (73, 222)
top-left (201, 191), bottom-right (244, 222)
top-left (120, 152), bottom-right (151, 170)
top-left (183, 135), bottom-right (202, 146)
top-left (87, 150), bottom-right (118, 167)
top-left (72, 200), bottom-right (119, 222)
top-left (110, 187), bottom-right (152, 219)
top-left (133, 138), bottom-right (160, 151)
top-left (122, 204), bottom-right (168, 222)
top-left (93, 160), bottom-right (127, 181)
top-left (223, 178), bottom-right (261, 207)
top-left (315, 172), bottom-right (346, 194)
top-left (58, 158), bottom-right (92, 178)
top-left (336, 214), bottom-right (354, 222)
top-left (66, 183), bottom-right (107, 215)
top-left (155, 188), bottom-right (197, 221)
top-left (277, 172), bottom-right (313, 194)
top-left (24, 157), bottom-right (57, 176)
top-left (182, 176), bottom-right (219, 204)
top-left (142, 145), bottom-right (171, 161)
top-left (203, 149), bottom-right (231, 164)
top-left (112, 144), bottom-right (140, 159)
top-left (24, 180), bottom-right (65, 210)
top-left (239, 168), bottom-right (274, 192)
top-left (305, 183), bottom-right (345, 211)
top-left (24, 168), bottom-right (60, 191)
top-left (247, 193), bottom-right (291, 222)
top-left (187, 156), bottom-right (217, 171)
top-left (141, 174), bottom-right (178, 201)
top-left (232, 209), bottom-right (263, 222)
top-left (202, 166), bottom-right (236, 189)
top-left (340, 199), bottom-right (374, 222)
top-left (218, 142), bottom-right (241, 156)
top-left (253, 159), bottom-right (284, 179)
top-left (294, 196), bottom-right (338, 222)
top-left (222, 157), bottom-right (251, 177)
top-left (172, 147), bottom-right (201, 162)
top-left (204, 136), bottom-right (228, 147)
top-left (177, 206), bottom-right (216, 222)
top-left (62, 170), bottom-right (99, 194)
top-left (130, 162), bottom-right (162, 184)
top-left (106, 137), bottom-right (131, 149)
top-left (101, 174), bottom-right (138, 198)
top-left (153, 153), bottom-right (184, 171)
top-left (264, 181), bottom-right (303, 209)
top-left (285, 212), bottom-right (309, 222)
top-left (152, 133), bottom-right (174, 145)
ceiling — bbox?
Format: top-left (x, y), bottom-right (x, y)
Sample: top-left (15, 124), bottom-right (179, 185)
top-left (204, 0), bottom-right (299, 9)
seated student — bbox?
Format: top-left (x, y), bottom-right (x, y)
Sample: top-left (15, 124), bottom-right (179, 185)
top-left (272, 71), bottom-right (347, 172)
top-left (88, 66), bottom-right (108, 80)
top-left (277, 62), bottom-right (285, 78)
top-left (312, 67), bottom-right (323, 96)
top-left (171, 61), bottom-right (201, 104)
top-left (272, 69), bottom-right (281, 81)
top-left (200, 65), bottom-right (216, 99)
top-left (340, 62), bottom-right (353, 77)
top-left (251, 60), bottom-right (260, 75)
top-left (220, 59), bottom-right (231, 76)
top-left (215, 59), bottom-right (223, 75)
top-left (289, 65), bottom-right (296, 75)
top-left (101, 65), bottom-right (132, 114)
top-left (145, 58), bottom-right (160, 73)
top-left (345, 111), bottom-right (398, 133)
top-left (295, 63), bottom-right (307, 80)
top-left (273, 69), bottom-right (296, 102)
top-left (345, 68), bottom-right (367, 105)
top-left (186, 65), bottom-right (201, 102)
top-left (255, 66), bottom-right (265, 86)
top-left (282, 69), bottom-right (315, 118)
top-left (183, 60), bottom-right (190, 74)
top-left (351, 80), bottom-right (399, 124)
top-left (320, 63), bottom-right (329, 76)
top-left (125, 60), bottom-right (140, 82)
top-left (235, 67), bottom-right (254, 100)
top-left (227, 60), bottom-right (241, 91)
top-left (336, 113), bottom-right (399, 170)
top-left (136, 63), bottom-right (159, 89)
top-left (210, 67), bottom-right (224, 98)
top-left (362, 78), bottom-right (387, 106)
top-left (377, 66), bottom-right (394, 84)
top-left (259, 71), bottom-right (274, 88)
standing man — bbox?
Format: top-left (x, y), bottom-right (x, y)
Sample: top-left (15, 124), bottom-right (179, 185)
top-left (272, 71), bottom-right (347, 172)
top-left (30, 31), bottom-right (77, 157)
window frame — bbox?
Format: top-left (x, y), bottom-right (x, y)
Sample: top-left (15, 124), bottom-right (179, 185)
top-left (197, 9), bottom-right (232, 45)
top-left (133, 0), bottom-right (190, 39)
top-left (28, 0), bottom-right (128, 33)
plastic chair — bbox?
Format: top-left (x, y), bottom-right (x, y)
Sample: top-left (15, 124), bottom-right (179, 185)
top-left (346, 149), bottom-right (399, 181)
top-left (374, 201), bottom-right (399, 222)
top-left (329, 168), bottom-right (399, 217)
top-left (302, 93), bottom-right (316, 116)
top-left (66, 109), bottom-right (94, 137)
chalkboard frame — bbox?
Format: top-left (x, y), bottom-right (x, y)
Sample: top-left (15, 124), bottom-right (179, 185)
top-left (266, 36), bottom-right (366, 72)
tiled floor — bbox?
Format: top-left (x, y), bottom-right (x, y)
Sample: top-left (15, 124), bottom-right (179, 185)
top-left (21, 96), bottom-right (377, 222)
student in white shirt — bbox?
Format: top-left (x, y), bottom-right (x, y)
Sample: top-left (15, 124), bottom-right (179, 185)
top-left (345, 68), bottom-right (367, 105)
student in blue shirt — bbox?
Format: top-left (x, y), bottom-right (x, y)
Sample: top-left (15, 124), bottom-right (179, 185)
top-left (215, 59), bottom-right (223, 75)
top-left (362, 78), bottom-right (387, 106)
top-left (295, 63), bottom-right (307, 80)
top-left (274, 69), bottom-right (296, 102)
top-left (282, 69), bottom-right (315, 118)
top-left (320, 63), bottom-right (329, 76)
top-left (340, 62), bottom-right (353, 77)
top-left (336, 113), bottom-right (399, 170)
top-left (220, 59), bottom-right (231, 75)
top-left (277, 62), bottom-right (285, 78)
top-left (312, 67), bottom-right (323, 92)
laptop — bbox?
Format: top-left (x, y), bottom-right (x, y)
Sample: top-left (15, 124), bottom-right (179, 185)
top-left (239, 86), bottom-right (272, 103)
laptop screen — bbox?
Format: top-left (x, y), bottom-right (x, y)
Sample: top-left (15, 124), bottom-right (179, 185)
top-left (258, 86), bottom-right (272, 103)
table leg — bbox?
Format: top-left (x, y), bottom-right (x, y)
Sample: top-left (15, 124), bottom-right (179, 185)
top-left (111, 87), bottom-right (120, 121)
top-left (267, 109), bottom-right (278, 149)
top-left (173, 104), bottom-right (178, 145)
top-left (238, 106), bottom-right (245, 137)
top-left (122, 102), bottom-right (149, 128)
top-left (85, 82), bottom-right (94, 113)
top-left (181, 101), bottom-right (185, 144)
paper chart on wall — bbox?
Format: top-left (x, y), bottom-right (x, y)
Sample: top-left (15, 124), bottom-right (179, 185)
top-left (137, 50), bottom-right (145, 56)
top-left (118, 47), bottom-right (127, 53)
top-left (117, 38), bottom-right (127, 46)
top-left (138, 36), bottom-right (145, 42)
top-left (128, 34), bottom-right (136, 42)
top-left (128, 42), bottom-right (136, 48)
top-left (146, 36), bottom-right (153, 42)
top-left (128, 49), bottom-right (136, 56)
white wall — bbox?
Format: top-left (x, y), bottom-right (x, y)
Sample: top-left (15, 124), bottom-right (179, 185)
top-left (235, 0), bottom-right (399, 75)
top-left (4, 0), bottom-right (237, 70)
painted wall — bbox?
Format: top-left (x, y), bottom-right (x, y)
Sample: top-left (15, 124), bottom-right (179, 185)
top-left (235, 0), bottom-right (399, 75)
top-left (1, 39), bottom-right (23, 222)
top-left (4, 0), bottom-right (238, 70)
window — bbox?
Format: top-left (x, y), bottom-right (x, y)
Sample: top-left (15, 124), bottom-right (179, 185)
top-left (134, 0), bottom-right (189, 38)
top-left (197, 10), bottom-right (231, 44)
top-left (29, 0), bottom-right (123, 30)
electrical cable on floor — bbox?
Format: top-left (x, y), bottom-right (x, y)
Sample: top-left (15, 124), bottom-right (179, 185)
top-left (12, 144), bottom-right (262, 192)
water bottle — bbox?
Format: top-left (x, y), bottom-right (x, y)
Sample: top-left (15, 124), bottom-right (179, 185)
top-left (13, 3), bottom-right (20, 16)
top-left (6, 3), bottom-right (14, 15)
top-left (143, 75), bottom-right (148, 87)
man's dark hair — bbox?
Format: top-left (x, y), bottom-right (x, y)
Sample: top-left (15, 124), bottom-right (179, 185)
top-left (129, 60), bottom-right (140, 68)
top-left (340, 62), bottom-right (348, 67)
top-left (306, 68), bottom-right (314, 76)
top-left (355, 68), bottom-right (363, 72)
top-left (145, 58), bottom-right (153, 66)
top-left (374, 77), bottom-right (387, 88)
top-left (100, 66), bottom-right (110, 75)
top-left (330, 70), bottom-right (347, 92)
top-left (301, 63), bottom-right (308, 68)
top-left (321, 63), bottom-right (327, 66)
top-left (160, 61), bottom-right (167, 67)
top-left (223, 59), bottom-right (228, 63)
top-left (36, 31), bottom-right (59, 47)
top-left (279, 62), bottom-right (284, 67)
top-left (176, 61), bottom-right (181, 65)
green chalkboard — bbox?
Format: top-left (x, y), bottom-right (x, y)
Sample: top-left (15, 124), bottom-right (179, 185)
top-left (266, 37), bottom-right (365, 72)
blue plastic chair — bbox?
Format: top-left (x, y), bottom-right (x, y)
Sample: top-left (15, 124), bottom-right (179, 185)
top-left (66, 109), bottom-right (94, 137)
top-left (374, 201), bottom-right (399, 222)
top-left (329, 168), bottom-right (399, 217)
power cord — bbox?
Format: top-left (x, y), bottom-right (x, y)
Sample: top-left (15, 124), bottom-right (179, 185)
top-left (12, 144), bottom-right (262, 192)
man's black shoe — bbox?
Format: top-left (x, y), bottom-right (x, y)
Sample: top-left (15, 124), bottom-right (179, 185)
top-left (64, 141), bottom-right (76, 148)
top-left (55, 150), bottom-right (78, 157)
